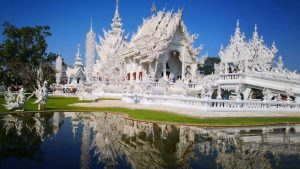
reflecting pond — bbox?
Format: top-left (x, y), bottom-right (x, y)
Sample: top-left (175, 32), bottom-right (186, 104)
top-left (0, 112), bottom-right (300, 169)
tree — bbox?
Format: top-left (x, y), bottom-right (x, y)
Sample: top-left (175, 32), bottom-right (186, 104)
top-left (198, 57), bottom-right (221, 75)
top-left (0, 22), bottom-right (58, 91)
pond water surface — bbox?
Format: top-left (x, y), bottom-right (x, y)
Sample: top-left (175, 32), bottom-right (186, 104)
top-left (0, 112), bottom-right (300, 169)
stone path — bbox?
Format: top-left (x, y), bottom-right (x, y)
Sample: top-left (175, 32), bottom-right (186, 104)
top-left (71, 100), bottom-right (300, 118)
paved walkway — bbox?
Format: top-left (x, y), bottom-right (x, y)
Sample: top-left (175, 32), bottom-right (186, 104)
top-left (71, 100), bottom-right (300, 118)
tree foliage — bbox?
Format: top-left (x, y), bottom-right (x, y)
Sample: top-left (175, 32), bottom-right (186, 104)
top-left (0, 22), bottom-right (58, 91)
top-left (198, 57), bottom-right (221, 75)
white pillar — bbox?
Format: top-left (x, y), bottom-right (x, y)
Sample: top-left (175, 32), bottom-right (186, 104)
top-left (163, 58), bottom-right (167, 80)
top-left (225, 63), bottom-right (229, 74)
top-left (181, 52), bottom-right (185, 82)
top-left (217, 85), bottom-right (222, 99)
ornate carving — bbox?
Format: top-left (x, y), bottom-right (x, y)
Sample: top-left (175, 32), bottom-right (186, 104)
top-left (219, 21), bottom-right (277, 74)
top-left (93, 0), bottom-right (127, 83)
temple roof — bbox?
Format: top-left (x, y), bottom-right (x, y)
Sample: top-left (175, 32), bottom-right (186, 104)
top-left (66, 67), bottom-right (85, 78)
top-left (123, 10), bottom-right (202, 63)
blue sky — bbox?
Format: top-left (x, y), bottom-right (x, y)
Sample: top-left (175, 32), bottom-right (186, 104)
top-left (0, 0), bottom-right (299, 71)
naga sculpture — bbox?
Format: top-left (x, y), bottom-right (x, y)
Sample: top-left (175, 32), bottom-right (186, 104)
top-left (4, 88), bottom-right (26, 111)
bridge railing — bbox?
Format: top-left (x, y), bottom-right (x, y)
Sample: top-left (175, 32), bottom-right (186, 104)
top-left (218, 73), bottom-right (243, 82)
top-left (125, 95), bottom-right (300, 112)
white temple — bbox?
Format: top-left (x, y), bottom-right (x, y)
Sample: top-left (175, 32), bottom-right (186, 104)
top-left (122, 9), bottom-right (202, 82)
top-left (62, 1), bottom-right (300, 113)
top-left (66, 44), bottom-right (86, 85)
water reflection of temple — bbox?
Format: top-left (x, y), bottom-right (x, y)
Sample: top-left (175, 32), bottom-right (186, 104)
top-left (1, 112), bottom-right (300, 169)
top-left (195, 125), bottom-right (300, 169)
top-left (66, 112), bottom-right (300, 169)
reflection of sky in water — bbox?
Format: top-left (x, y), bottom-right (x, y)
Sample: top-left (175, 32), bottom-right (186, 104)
top-left (0, 112), bottom-right (300, 169)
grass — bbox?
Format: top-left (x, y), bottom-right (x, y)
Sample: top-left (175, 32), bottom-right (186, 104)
top-left (1, 95), bottom-right (300, 126)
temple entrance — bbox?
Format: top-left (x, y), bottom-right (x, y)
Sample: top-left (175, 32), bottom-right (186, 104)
top-left (166, 50), bottom-right (182, 81)
top-left (154, 50), bottom-right (182, 81)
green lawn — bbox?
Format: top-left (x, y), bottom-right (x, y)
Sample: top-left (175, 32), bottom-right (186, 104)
top-left (1, 95), bottom-right (300, 126)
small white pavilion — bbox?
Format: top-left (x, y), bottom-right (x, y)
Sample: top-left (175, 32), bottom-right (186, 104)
top-left (66, 44), bottom-right (86, 85)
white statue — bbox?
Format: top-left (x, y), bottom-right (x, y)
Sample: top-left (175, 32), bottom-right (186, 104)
top-left (214, 63), bottom-right (220, 74)
top-left (28, 81), bottom-right (49, 110)
top-left (263, 88), bottom-right (272, 101)
top-left (4, 88), bottom-right (26, 111)
top-left (201, 87), bottom-right (207, 99)
top-left (4, 87), bottom-right (14, 104)
top-left (285, 88), bottom-right (294, 97)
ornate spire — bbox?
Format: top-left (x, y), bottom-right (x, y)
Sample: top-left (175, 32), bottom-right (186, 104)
top-left (89, 18), bottom-right (93, 32)
top-left (94, 0), bottom-right (126, 83)
top-left (151, 1), bottom-right (156, 14)
top-left (86, 20), bottom-right (96, 82)
top-left (55, 55), bottom-right (63, 85)
top-left (234, 19), bottom-right (241, 37)
top-left (219, 44), bottom-right (224, 57)
top-left (251, 24), bottom-right (259, 43)
top-left (115, 0), bottom-right (119, 17)
top-left (74, 44), bottom-right (84, 68)
top-left (178, 8), bottom-right (183, 19)
top-left (111, 0), bottom-right (122, 34)
top-left (56, 54), bottom-right (63, 72)
top-left (271, 41), bottom-right (278, 54)
top-left (248, 24), bottom-right (276, 70)
top-left (220, 20), bottom-right (250, 63)
top-left (76, 44), bottom-right (80, 57)
top-left (231, 19), bottom-right (246, 45)
top-left (277, 55), bottom-right (284, 69)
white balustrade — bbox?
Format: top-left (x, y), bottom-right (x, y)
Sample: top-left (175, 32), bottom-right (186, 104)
top-left (219, 73), bottom-right (242, 81)
top-left (124, 95), bottom-right (300, 112)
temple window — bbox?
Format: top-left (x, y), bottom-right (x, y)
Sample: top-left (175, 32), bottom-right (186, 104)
top-left (133, 72), bottom-right (137, 80)
top-left (127, 73), bottom-right (130, 80)
top-left (139, 72), bottom-right (142, 80)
